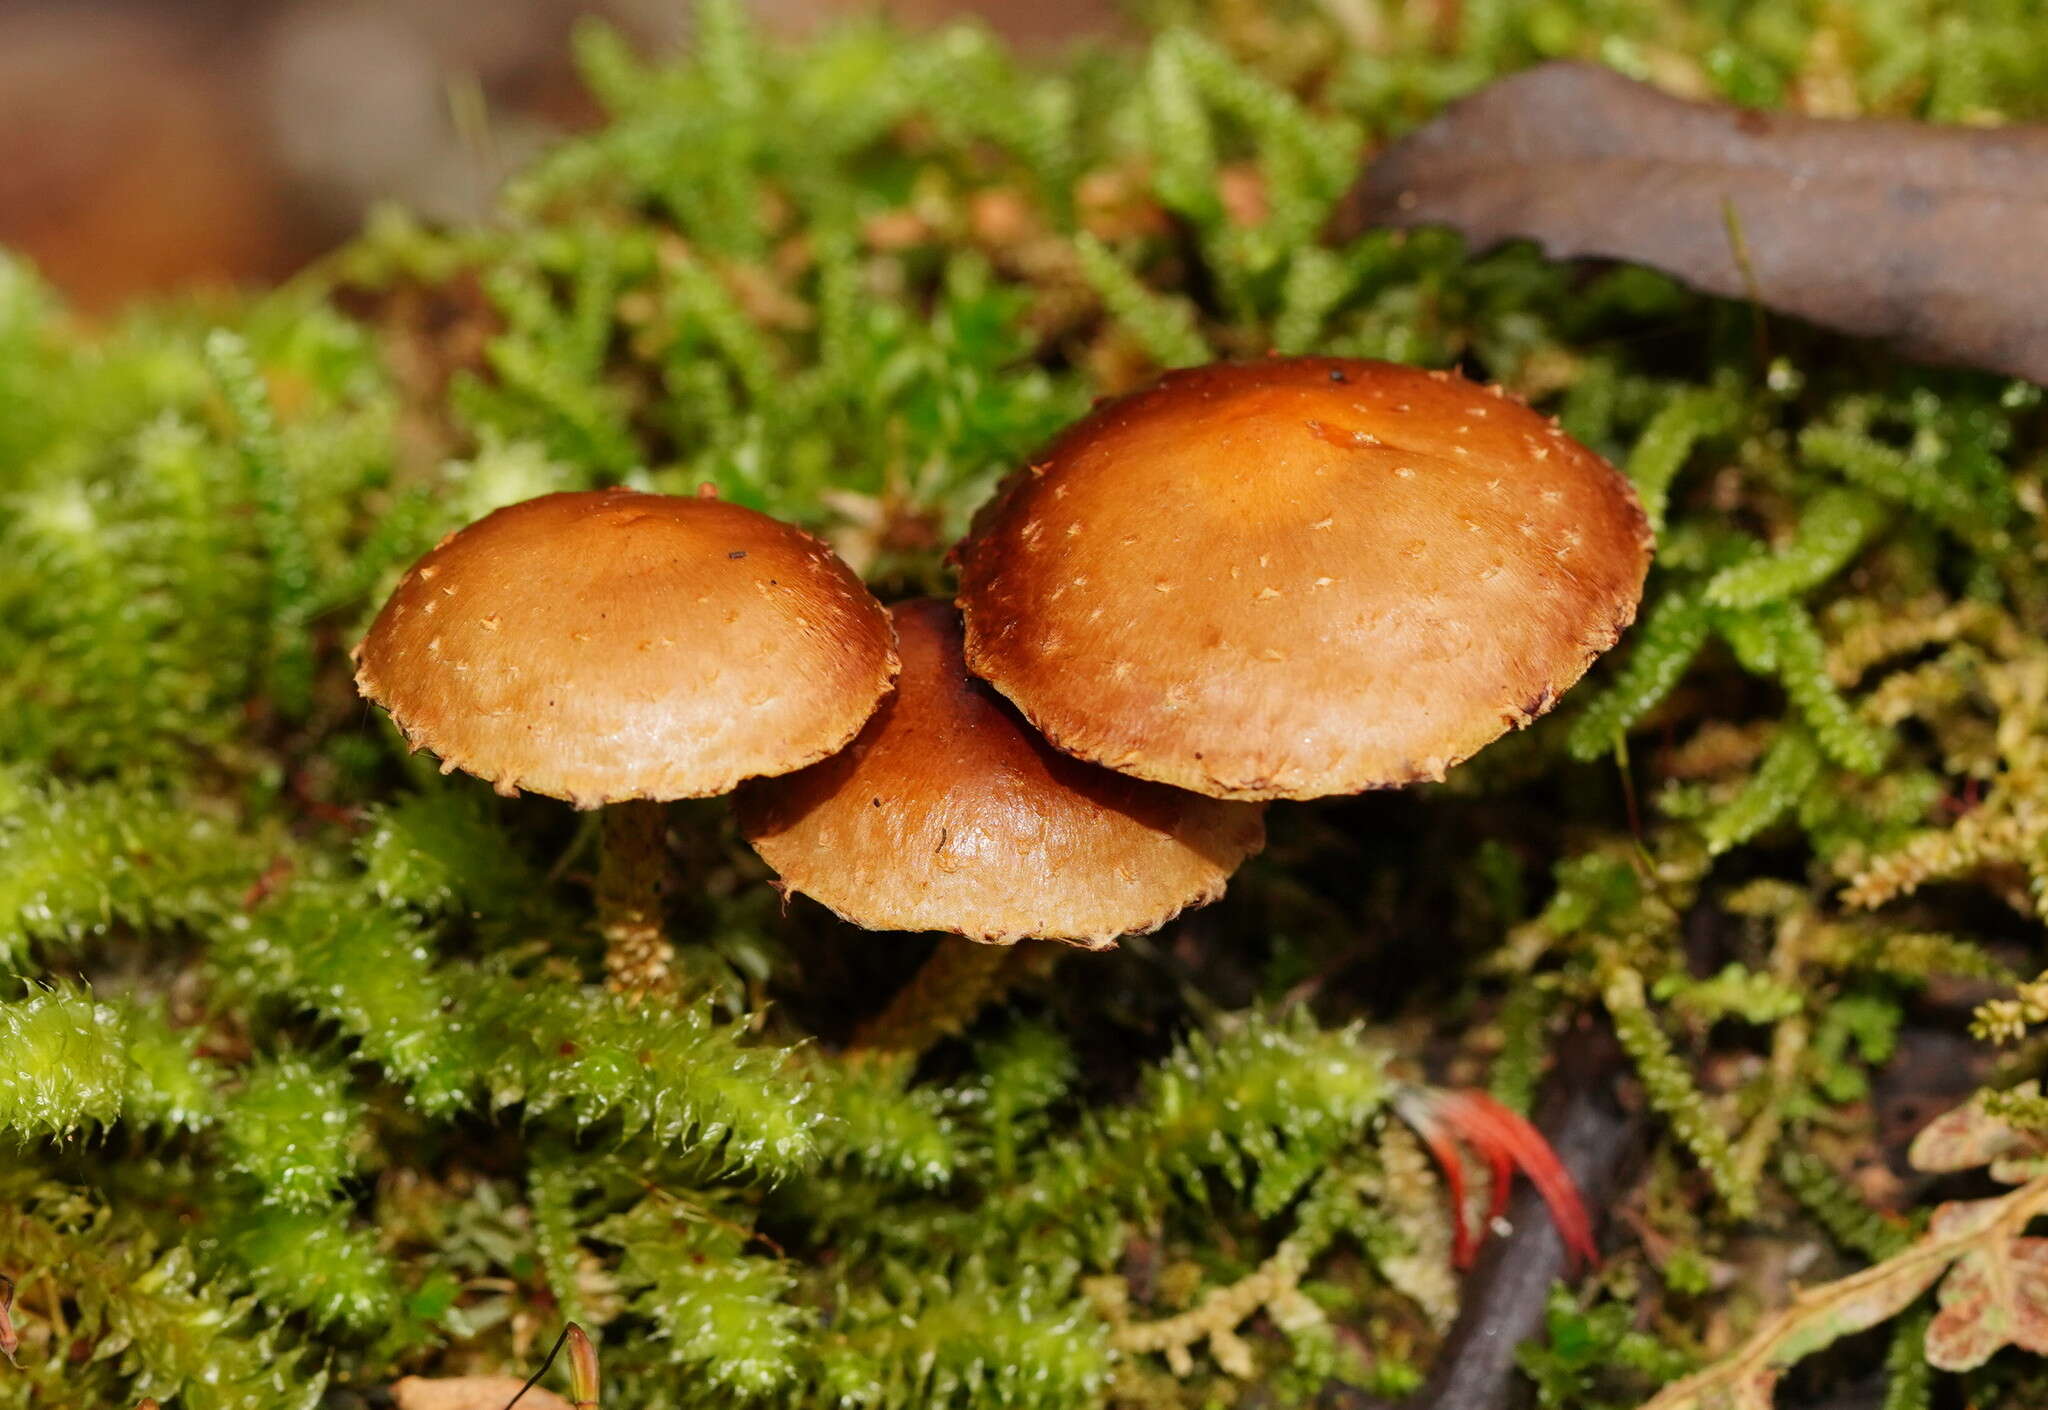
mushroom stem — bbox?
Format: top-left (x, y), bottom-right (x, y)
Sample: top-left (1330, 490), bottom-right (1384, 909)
top-left (597, 800), bottom-right (673, 996)
top-left (850, 939), bottom-right (1023, 1058)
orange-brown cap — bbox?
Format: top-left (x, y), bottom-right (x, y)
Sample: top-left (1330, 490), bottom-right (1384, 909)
top-left (735, 599), bottom-right (1265, 947)
top-left (353, 489), bottom-right (898, 807)
top-left (956, 357), bottom-right (1653, 801)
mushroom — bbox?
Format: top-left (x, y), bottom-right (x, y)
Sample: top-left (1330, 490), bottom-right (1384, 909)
top-left (955, 356), bottom-right (1653, 801)
top-left (354, 487), bottom-right (898, 992)
top-left (736, 599), bottom-right (1264, 1049)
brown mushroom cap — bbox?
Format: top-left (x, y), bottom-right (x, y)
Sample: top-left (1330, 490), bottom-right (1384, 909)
top-left (735, 599), bottom-right (1265, 947)
top-left (956, 357), bottom-right (1653, 801)
top-left (354, 489), bottom-right (898, 806)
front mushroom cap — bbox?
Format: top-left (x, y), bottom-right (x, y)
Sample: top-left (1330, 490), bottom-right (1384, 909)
top-left (955, 357), bottom-right (1654, 801)
top-left (735, 599), bottom-right (1266, 948)
top-left (353, 488), bottom-right (898, 807)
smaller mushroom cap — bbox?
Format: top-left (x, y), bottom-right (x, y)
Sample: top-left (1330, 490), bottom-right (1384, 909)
top-left (956, 357), bottom-right (1653, 800)
top-left (736, 599), bottom-right (1265, 947)
top-left (354, 489), bottom-right (898, 806)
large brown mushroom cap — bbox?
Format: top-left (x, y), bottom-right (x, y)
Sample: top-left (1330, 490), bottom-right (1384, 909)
top-left (354, 489), bottom-right (898, 806)
top-left (956, 357), bottom-right (1653, 801)
top-left (736, 599), bottom-right (1265, 948)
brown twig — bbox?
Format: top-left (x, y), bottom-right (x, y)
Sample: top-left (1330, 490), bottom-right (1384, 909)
top-left (1415, 1021), bottom-right (1637, 1410)
top-left (1337, 1017), bottom-right (1639, 1410)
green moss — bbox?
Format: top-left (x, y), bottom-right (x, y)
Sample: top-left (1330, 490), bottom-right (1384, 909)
top-left (220, 1056), bottom-right (364, 1212)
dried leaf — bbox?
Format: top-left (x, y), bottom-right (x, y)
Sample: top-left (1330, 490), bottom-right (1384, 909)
top-left (1926, 1235), bottom-right (2048, 1370)
top-left (1992, 1154), bottom-right (2048, 1185)
top-left (1336, 63), bottom-right (2048, 383)
top-left (1928, 1191), bottom-right (2016, 1243)
top-left (390, 1376), bottom-right (573, 1410)
top-left (1909, 1085), bottom-right (2041, 1175)
top-left (1639, 1179), bottom-right (2048, 1410)
top-left (1642, 1252), bottom-right (1941, 1409)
